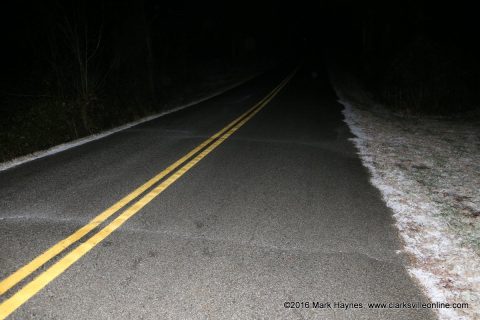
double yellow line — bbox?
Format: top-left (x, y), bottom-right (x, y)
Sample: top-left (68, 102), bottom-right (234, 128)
top-left (0, 70), bottom-right (296, 319)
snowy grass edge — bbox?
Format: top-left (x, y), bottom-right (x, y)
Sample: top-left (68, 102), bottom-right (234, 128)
top-left (335, 94), bottom-right (478, 319)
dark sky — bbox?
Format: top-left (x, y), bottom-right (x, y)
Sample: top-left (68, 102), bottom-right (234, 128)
top-left (2, 1), bottom-right (477, 61)
top-left (1, 0), bottom-right (478, 92)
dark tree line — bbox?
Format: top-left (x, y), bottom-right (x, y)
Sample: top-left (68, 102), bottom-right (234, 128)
top-left (321, 0), bottom-right (480, 114)
top-left (0, 0), bottom-right (294, 161)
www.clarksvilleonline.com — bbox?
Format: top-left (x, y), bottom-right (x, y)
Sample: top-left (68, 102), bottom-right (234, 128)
top-left (283, 301), bottom-right (469, 310)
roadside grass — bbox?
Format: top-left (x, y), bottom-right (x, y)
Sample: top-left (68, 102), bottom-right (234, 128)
top-left (0, 96), bottom-right (143, 162)
top-left (0, 69), bottom-right (256, 164)
top-left (331, 69), bottom-right (480, 319)
top-left (340, 82), bottom-right (480, 253)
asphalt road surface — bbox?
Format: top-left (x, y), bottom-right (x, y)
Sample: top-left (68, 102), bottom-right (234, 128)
top-left (0, 65), bottom-right (435, 319)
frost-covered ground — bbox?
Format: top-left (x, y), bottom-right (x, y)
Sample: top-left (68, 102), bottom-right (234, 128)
top-left (332, 75), bottom-right (480, 320)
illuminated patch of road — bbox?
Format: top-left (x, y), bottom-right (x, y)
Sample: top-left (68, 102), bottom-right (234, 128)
top-left (0, 69), bottom-right (296, 319)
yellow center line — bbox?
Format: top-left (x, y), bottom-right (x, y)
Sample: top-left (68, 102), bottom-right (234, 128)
top-left (0, 69), bottom-right (296, 319)
top-left (0, 74), bottom-right (284, 297)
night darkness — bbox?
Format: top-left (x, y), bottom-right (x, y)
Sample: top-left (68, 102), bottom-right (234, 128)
top-left (0, 1), bottom-right (479, 319)
top-left (1, 2), bottom-right (479, 137)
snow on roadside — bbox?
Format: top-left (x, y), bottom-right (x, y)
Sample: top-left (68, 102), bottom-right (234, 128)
top-left (333, 81), bottom-right (480, 320)
top-left (0, 73), bottom-right (259, 172)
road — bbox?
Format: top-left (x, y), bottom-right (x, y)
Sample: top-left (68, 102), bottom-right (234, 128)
top-left (0, 65), bottom-right (435, 319)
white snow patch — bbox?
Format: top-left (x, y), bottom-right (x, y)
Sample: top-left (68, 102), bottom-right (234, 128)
top-left (0, 73), bottom-right (259, 172)
top-left (332, 79), bottom-right (480, 319)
